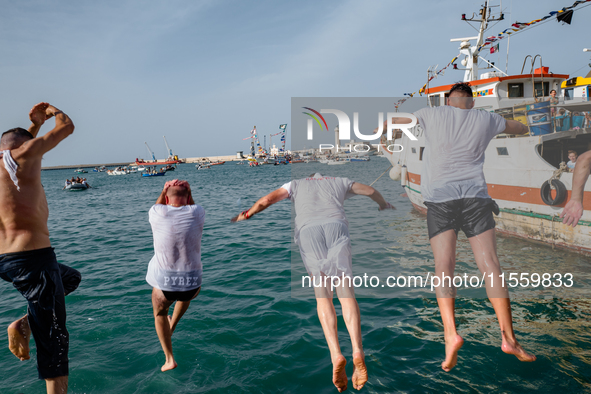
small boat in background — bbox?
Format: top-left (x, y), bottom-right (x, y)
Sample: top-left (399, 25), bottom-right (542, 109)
top-left (327, 159), bottom-right (349, 165)
top-left (196, 163), bottom-right (211, 170)
top-left (75, 168), bottom-right (87, 173)
top-left (107, 167), bottom-right (129, 176)
top-left (161, 164), bottom-right (176, 172)
top-left (64, 182), bottom-right (89, 191)
top-left (210, 161), bottom-right (225, 166)
top-left (142, 170), bottom-right (165, 177)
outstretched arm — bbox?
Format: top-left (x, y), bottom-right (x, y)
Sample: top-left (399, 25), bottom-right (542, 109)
top-left (231, 187), bottom-right (289, 222)
top-left (503, 119), bottom-right (529, 135)
top-left (561, 150), bottom-right (591, 227)
top-left (350, 182), bottom-right (394, 210)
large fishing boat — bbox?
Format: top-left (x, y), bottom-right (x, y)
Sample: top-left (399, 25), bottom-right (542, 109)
top-left (382, 1), bottom-right (591, 254)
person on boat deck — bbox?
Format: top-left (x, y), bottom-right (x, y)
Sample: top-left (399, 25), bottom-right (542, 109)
top-left (231, 173), bottom-right (394, 392)
top-left (561, 150), bottom-right (591, 227)
top-left (146, 179), bottom-right (204, 372)
top-left (566, 150), bottom-right (578, 172)
top-left (385, 82), bottom-right (536, 372)
top-left (0, 103), bottom-right (81, 394)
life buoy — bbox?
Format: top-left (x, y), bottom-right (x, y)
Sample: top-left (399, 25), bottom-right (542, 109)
top-left (540, 179), bottom-right (567, 206)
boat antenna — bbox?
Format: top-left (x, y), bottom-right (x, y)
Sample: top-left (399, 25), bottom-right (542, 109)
top-left (453, 0), bottom-right (504, 81)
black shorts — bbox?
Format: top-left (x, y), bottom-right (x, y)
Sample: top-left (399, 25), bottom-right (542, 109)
top-left (424, 198), bottom-right (499, 239)
top-left (0, 247), bottom-right (81, 379)
top-left (162, 287), bottom-right (200, 302)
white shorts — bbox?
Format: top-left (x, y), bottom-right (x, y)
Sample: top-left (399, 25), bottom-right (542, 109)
top-left (297, 222), bottom-right (352, 278)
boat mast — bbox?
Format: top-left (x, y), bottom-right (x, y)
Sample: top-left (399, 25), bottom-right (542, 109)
top-left (145, 142), bottom-right (156, 161)
top-left (453, 1), bottom-right (504, 82)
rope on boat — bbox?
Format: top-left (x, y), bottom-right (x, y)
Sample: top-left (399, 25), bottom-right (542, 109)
top-left (370, 164), bottom-right (393, 187)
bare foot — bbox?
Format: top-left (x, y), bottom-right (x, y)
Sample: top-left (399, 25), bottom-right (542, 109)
top-left (441, 334), bottom-right (464, 372)
top-left (351, 352), bottom-right (368, 390)
top-left (161, 358), bottom-right (177, 372)
top-left (332, 354), bottom-right (348, 392)
top-left (8, 315), bottom-right (31, 361)
top-left (502, 338), bottom-right (536, 362)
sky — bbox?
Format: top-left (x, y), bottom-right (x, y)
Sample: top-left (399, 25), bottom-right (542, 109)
top-left (0, 0), bottom-right (589, 166)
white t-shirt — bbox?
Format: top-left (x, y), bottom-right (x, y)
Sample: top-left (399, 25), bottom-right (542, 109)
top-left (567, 160), bottom-right (576, 170)
top-left (282, 175), bottom-right (354, 242)
top-left (414, 106), bottom-right (507, 203)
top-left (146, 204), bottom-right (205, 291)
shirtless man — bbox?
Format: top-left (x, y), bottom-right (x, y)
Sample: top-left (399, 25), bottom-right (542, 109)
top-left (232, 173), bottom-right (394, 392)
top-left (0, 102), bottom-right (80, 394)
top-left (146, 179), bottom-right (204, 372)
top-left (388, 82), bottom-right (536, 371)
top-left (561, 150), bottom-right (591, 226)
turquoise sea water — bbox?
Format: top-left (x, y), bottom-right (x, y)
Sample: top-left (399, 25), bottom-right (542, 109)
top-left (0, 160), bottom-right (590, 393)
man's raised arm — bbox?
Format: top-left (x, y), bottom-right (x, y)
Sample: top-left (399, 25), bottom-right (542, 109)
top-left (24, 104), bottom-right (74, 156)
top-left (27, 102), bottom-right (50, 138)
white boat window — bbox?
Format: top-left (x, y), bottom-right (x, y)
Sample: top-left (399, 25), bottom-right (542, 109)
top-left (564, 88), bottom-right (573, 100)
top-left (411, 147), bottom-right (416, 154)
top-left (419, 147), bottom-right (425, 161)
top-left (496, 147), bottom-right (509, 156)
top-left (429, 96), bottom-right (440, 107)
top-left (508, 83), bottom-right (524, 98)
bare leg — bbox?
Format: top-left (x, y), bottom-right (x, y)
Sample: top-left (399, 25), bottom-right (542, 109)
top-left (468, 229), bottom-right (536, 362)
top-left (336, 284), bottom-right (367, 391)
top-left (169, 288), bottom-right (200, 334)
top-left (314, 284), bottom-right (348, 393)
top-left (152, 288), bottom-right (177, 372)
top-left (430, 230), bottom-right (464, 372)
top-left (7, 315), bottom-right (31, 361)
top-left (46, 376), bottom-right (68, 394)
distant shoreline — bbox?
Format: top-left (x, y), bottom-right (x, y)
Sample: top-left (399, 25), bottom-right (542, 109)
top-left (41, 154), bottom-right (243, 171)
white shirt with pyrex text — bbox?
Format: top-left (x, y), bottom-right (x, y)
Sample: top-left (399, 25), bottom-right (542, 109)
top-left (414, 106), bottom-right (507, 203)
top-left (281, 176), bottom-right (354, 242)
top-left (146, 204), bottom-right (205, 291)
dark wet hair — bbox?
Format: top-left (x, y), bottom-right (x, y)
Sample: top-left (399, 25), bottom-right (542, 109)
top-left (1, 127), bottom-right (33, 140)
top-left (0, 127), bottom-right (34, 149)
top-left (449, 82), bottom-right (473, 98)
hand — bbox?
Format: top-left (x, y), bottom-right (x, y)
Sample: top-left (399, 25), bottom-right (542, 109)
top-left (44, 104), bottom-right (62, 118)
top-left (29, 102), bottom-right (50, 126)
top-left (231, 213), bottom-right (245, 223)
top-left (163, 179), bottom-right (178, 192)
top-left (379, 202), bottom-right (395, 211)
top-left (560, 200), bottom-right (583, 227)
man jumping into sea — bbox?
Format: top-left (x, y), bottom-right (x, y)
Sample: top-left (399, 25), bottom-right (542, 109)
top-left (0, 102), bottom-right (81, 394)
top-left (232, 173), bottom-right (393, 392)
top-left (388, 82), bottom-right (536, 371)
top-left (146, 179), bottom-right (205, 372)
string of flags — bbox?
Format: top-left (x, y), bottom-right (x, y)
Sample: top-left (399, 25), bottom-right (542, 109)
top-left (406, 0), bottom-right (590, 97)
top-left (477, 0), bottom-right (588, 52)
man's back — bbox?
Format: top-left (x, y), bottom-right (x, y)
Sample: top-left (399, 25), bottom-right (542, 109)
top-left (0, 142), bottom-right (51, 253)
top-left (290, 176), bottom-right (354, 230)
top-left (148, 204), bottom-right (205, 272)
top-left (414, 106), bottom-right (506, 202)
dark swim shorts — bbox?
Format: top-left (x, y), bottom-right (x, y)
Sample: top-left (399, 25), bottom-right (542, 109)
top-left (162, 287), bottom-right (201, 302)
top-left (424, 198), bottom-right (499, 239)
top-left (0, 247), bottom-right (81, 379)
